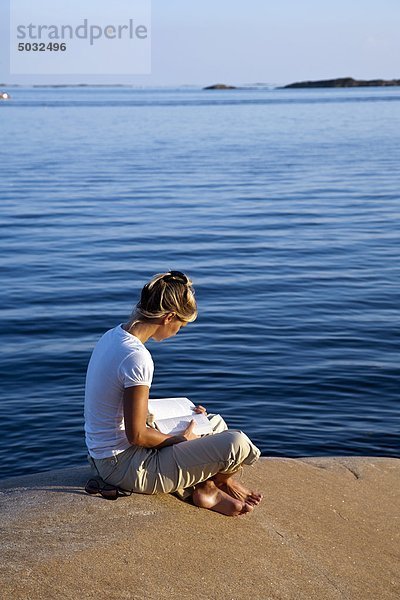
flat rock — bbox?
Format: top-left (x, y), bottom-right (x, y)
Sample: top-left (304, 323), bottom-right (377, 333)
top-left (0, 457), bottom-right (399, 599)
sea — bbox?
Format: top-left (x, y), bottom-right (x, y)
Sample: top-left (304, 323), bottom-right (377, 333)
top-left (0, 85), bottom-right (399, 480)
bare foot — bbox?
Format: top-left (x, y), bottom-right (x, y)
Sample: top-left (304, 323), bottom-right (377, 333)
top-left (192, 480), bottom-right (253, 516)
top-left (214, 478), bottom-right (263, 507)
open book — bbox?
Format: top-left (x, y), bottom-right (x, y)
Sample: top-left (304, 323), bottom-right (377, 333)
top-left (147, 397), bottom-right (213, 436)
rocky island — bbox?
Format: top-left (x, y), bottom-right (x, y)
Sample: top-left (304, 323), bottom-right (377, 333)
top-left (203, 83), bottom-right (237, 90)
top-left (281, 77), bottom-right (400, 89)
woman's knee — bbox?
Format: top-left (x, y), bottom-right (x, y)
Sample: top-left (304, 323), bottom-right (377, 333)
top-left (218, 429), bottom-right (261, 468)
top-left (220, 430), bottom-right (251, 459)
top-left (208, 413), bottom-right (228, 434)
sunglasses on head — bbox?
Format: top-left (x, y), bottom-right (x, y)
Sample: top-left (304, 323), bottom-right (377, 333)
top-left (162, 271), bottom-right (188, 284)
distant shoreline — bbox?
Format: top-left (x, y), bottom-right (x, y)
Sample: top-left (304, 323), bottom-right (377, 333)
top-left (1, 77), bottom-right (400, 90)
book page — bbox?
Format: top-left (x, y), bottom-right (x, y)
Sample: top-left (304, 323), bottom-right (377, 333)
top-left (148, 397), bottom-right (195, 421)
top-left (155, 412), bottom-right (212, 436)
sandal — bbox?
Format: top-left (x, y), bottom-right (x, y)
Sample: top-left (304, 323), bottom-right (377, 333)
top-left (85, 477), bottom-right (132, 500)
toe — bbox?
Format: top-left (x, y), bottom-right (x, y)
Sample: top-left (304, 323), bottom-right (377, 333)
top-left (239, 502), bottom-right (254, 515)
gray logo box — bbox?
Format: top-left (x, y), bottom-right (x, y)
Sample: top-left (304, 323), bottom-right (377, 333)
top-left (10, 0), bottom-right (151, 75)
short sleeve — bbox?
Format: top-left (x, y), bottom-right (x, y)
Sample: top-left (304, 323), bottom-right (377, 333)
top-left (119, 348), bottom-right (154, 388)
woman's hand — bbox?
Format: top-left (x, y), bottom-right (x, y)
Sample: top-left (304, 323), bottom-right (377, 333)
top-left (182, 420), bottom-right (199, 441)
top-left (182, 406), bottom-right (207, 441)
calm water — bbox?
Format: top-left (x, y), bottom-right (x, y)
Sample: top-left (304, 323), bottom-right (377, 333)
top-left (0, 86), bottom-right (399, 479)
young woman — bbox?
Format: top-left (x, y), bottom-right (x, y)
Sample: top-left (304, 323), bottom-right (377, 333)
top-left (84, 271), bottom-right (262, 516)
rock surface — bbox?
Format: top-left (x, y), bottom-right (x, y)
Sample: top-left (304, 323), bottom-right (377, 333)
top-left (0, 457), bottom-right (399, 600)
top-left (282, 77), bottom-right (400, 89)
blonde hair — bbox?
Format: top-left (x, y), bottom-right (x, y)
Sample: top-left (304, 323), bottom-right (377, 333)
top-left (128, 271), bottom-right (197, 325)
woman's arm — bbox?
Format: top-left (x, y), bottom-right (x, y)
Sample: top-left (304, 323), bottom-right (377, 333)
top-left (123, 385), bottom-right (198, 448)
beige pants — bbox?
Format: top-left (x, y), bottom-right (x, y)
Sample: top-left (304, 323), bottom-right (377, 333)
top-left (90, 414), bottom-right (260, 497)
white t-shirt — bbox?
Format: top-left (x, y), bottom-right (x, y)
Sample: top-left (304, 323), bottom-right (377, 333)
top-left (84, 324), bottom-right (154, 459)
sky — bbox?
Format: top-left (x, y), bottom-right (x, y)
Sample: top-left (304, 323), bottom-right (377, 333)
top-left (1, 0), bottom-right (399, 86)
